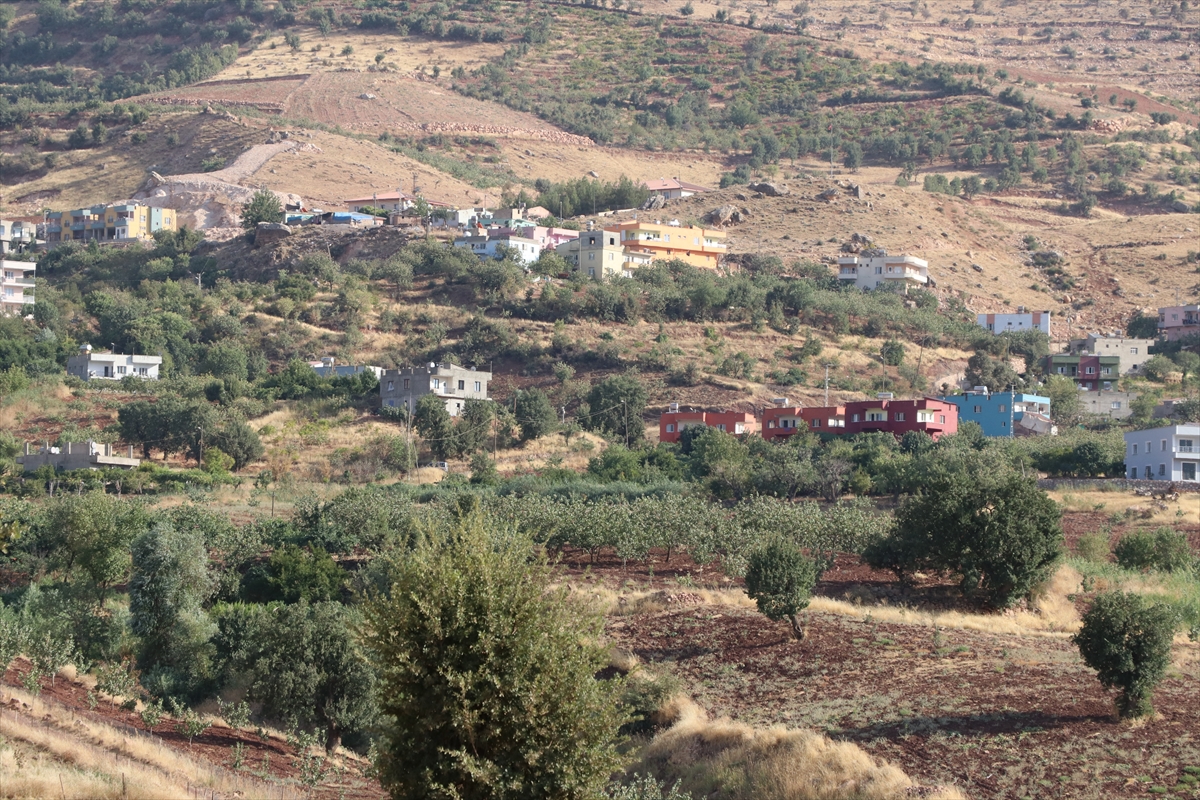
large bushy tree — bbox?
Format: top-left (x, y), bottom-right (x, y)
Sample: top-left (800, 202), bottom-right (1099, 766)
top-left (865, 458), bottom-right (1063, 607)
top-left (584, 373), bottom-right (647, 443)
top-left (1074, 592), bottom-right (1176, 718)
top-left (744, 538), bottom-right (819, 640)
top-left (240, 188), bottom-right (284, 231)
top-left (363, 514), bottom-right (626, 799)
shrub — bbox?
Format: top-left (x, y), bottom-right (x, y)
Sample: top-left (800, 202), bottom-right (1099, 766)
top-left (240, 188), bottom-right (283, 231)
top-left (1075, 531), bottom-right (1112, 563)
top-left (1074, 592), bottom-right (1176, 718)
top-left (744, 539), bottom-right (819, 639)
top-left (1114, 527), bottom-right (1195, 573)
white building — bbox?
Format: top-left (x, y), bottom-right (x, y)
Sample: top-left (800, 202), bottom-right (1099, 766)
top-left (66, 344), bottom-right (162, 381)
top-left (309, 357), bottom-right (384, 379)
top-left (643, 178), bottom-right (713, 200)
top-left (1, 259), bottom-right (35, 316)
top-left (454, 233), bottom-right (543, 266)
top-left (1124, 424), bottom-right (1200, 481)
top-left (977, 310), bottom-right (1051, 335)
top-left (0, 219), bottom-right (36, 253)
top-left (837, 253), bottom-right (929, 291)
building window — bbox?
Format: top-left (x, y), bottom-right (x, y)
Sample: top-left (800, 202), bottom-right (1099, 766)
top-left (403, 378), bottom-right (410, 389)
top-left (998, 404), bottom-right (1007, 412)
top-left (812, 419), bottom-right (821, 427)
top-left (851, 413), bottom-right (860, 422)
top-left (475, 381), bottom-right (482, 392)
top-left (136, 367), bottom-right (147, 376)
top-left (1180, 439), bottom-right (1194, 453)
top-left (1101, 367), bottom-right (1111, 375)
top-left (1112, 402), bottom-right (1122, 409)
top-left (1159, 463), bottom-right (1166, 477)
top-left (432, 379), bottom-right (440, 390)
top-left (1147, 441), bottom-right (1152, 453)
top-left (1184, 462), bottom-right (1196, 480)
top-left (1086, 367), bottom-right (1095, 374)
top-left (973, 405), bottom-right (982, 413)
top-left (1056, 367), bottom-right (1064, 374)
top-left (387, 381), bottom-right (394, 391)
top-left (717, 424), bottom-right (725, 431)
top-left (1131, 347), bottom-right (1138, 354)
top-left (117, 366), bottom-right (127, 375)
top-left (895, 412), bottom-right (905, 421)
top-left (666, 423), bottom-right (675, 433)
top-left (458, 380), bottom-right (465, 391)
top-left (939, 415), bottom-right (946, 423)
top-left (1162, 439), bottom-right (1168, 452)
top-left (386, 399), bottom-right (395, 407)
top-left (735, 423), bottom-right (745, 434)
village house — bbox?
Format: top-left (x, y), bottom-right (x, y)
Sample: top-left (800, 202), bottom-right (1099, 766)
top-left (659, 407), bottom-right (757, 442)
top-left (642, 178), bottom-right (713, 200)
top-left (836, 252), bottom-right (929, 292)
top-left (1157, 304), bottom-right (1200, 342)
top-left (1043, 353), bottom-right (1120, 391)
top-left (1, 259), bottom-right (35, 317)
top-left (1080, 390), bottom-right (1139, 420)
top-left (0, 219), bottom-right (36, 253)
top-left (1068, 334), bottom-right (1154, 375)
top-left (759, 395), bottom-right (958, 441)
top-left (43, 204), bottom-right (176, 243)
top-left (16, 440), bottom-right (140, 472)
top-left (454, 231), bottom-right (543, 265)
top-left (1124, 424), bottom-right (1200, 481)
top-left (66, 344), bottom-right (162, 381)
top-left (308, 357), bottom-right (384, 380)
top-left (940, 388), bottom-right (1053, 437)
top-left (555, 226), bottom-right (652, 279)
top-left (606, 220), bottom-right (727, 270)
top-left (379, 362), bottom-right (491, 417)
top-left (977, 309), bottom-right (1052, 336)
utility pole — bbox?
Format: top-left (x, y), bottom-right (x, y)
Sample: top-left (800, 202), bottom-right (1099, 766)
top-left (195, 274), bottom-right (202, 290)
top-left (196, 427), bottom-right (203, 468)
top-left (623, 400), bottom-right (629, 448)
top-left (823, 363), bottom-right (832, 406)
top-left (1009, 384), bottom-right (1015, 438)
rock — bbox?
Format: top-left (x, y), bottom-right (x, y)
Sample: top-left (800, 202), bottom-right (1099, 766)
top-left (587, 170), bottom-right (600, 178)
top-left (816, 188), bottom-right (839, 202)
top-left (706, 204), bottom-right (744, 227)
top-left (1172, 200), bottom-right (1193, 213)
top-left (254, 222), bottom-right (292, 247)
top-left (358, 93), bottom-right (376, 100)
top-left (640, 194), bottom-right (667, 211)
top-left (748, 182), bottom-right (788, 197)
top-left (861, 247), bottom-right (887, 258)
top-left (971, 263), bottom-right (984, 273)
top-left (850, 232), bottom-right (873, 245)
top-left (853, 184), bottom-right (865, 199)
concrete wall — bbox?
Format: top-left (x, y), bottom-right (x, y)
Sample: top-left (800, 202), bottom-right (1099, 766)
top-left (17, 441), bottom-right (140, 471)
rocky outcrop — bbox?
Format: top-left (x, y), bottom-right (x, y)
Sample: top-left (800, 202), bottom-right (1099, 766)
top-left (706, 204), bottom-right (746, 227)
top-left (254, 222), bottom-right (292, 247)
top-left (748, 182), bottom-right (788, 197)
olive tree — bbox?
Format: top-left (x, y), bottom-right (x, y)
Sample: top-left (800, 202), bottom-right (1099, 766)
top-left (240, 188), bottom-right (284, 232)
top-left (1074, 592), bottom-right (1176, 718)
top-left (744, 538), bottom-right (819, 640)
top-left (362, 514), bottom-right (626, 799)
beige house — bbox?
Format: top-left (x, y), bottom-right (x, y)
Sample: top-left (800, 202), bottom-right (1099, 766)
top-left (1069, 334), bottom-right (1154, 376)
top-left (380, 362), bottom-right (492, 417)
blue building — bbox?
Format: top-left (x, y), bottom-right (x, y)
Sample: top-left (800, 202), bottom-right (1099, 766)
top-left (940, 389), bottom-right (1051, 437)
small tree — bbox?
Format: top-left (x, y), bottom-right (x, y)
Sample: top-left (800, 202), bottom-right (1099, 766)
top-left (514, 388), bottom-right (558, 442)
top-left (1074, 592), bottom-right (1176, 719)
top-left (880, 339), bottom-right (905, 366)
top-left (240, 189), bottom-right (284, 232)
top-left (413, 393), bottom-right (455, 461)
top-left (743, 539), bottom-right (819, 640)
top-left (363, 514), bottom-right (626, 798)
top-left (584, 373), bottom-right (648, 443)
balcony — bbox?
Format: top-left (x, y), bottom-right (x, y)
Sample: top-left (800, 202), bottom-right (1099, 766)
top-left (4, 277), bottom-right (36, 288)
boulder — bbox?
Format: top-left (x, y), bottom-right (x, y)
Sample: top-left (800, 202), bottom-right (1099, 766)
top-left (748, 182), bottom-right (788, 197)
top-left (254, 222), bottom-right (292, 247)
top-left (850, 232), bottom-right (873, 245)
top-left (706, 204), bottom-right (744, 227)
top-left (852, 184), bottom-right (866, 199)
top-left (816, 188), bottom-right (839, 202)
top-left (587, 170), bottom-right (600, 178)
top-left (1173, 199), bottom-right (1193, 213)
top-left (641, 194), bottom-right (667, 211)
top-left (1031, 250), bottom-right (1064, 267)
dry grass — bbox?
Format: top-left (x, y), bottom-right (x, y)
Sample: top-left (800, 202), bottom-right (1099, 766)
top-left (635, 695), bottom-right (964, 800)
top-left (1051, 488), bottom-right (1199, 528)
top-left (0, 682), bottom-right (295, 800)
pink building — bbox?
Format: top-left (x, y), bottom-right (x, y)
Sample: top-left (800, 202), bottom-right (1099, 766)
top-left (764, 395), bottom-right (958, 441)
top-left (659, 409), bottom-right (757, 443)
top-left (1158, 305), bottom-right (1200, 342)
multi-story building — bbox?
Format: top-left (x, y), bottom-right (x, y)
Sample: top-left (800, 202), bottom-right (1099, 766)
top-left (1, 259), bottom-right (35, 316)
top-left (555, 228), bottom-right (652, 279)
top-left (1157, 305), bottom-right (1200, 342)
top-left (308, 357), bottom-right (385, 380)
top-left (836, 253), bottom-right (929, 292)
top-left (1124, 424), bottom-right (1200, 481)
top-left (66, 345), bottom-right (162, 380)
top-left (346, 191), bottom-right (415, 215)
top-left (379, 362), bottom-right (491, 417)
top-left (940, 388), bottom-right (1051, 437)
top-left (44, 204), bottom-right (177, 243)
top-left (1044, 353), bottom-right (1120, 391)
top-left (659, 408), bottom-right (757, 443)
top-left (0, 219), bottom-right (36, 253)
top-left (605, 220), bottom-right (726, 270)
top-left (977, 310), bottom-right (1052, 336)
top-left (763, 395), bottom-right (957, 441)
top-left (1069, 334), bottom-right (1154, 375)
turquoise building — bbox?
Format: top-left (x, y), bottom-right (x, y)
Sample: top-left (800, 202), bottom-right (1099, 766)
top-left (940, 389), bottom-right (1051, 437)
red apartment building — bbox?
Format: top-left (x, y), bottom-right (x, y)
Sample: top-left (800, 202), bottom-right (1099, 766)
top-left (761, 395), bottom-right (958, 441)
top-left (659, 409), bottom-right (758, 443)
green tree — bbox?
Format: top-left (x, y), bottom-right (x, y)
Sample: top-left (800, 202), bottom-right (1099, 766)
top-left (1141, 354), bottom-right (1176, 382)
top-left (414, 393), bottom-right (455, 461)
top-left (247, 601), bottom-right (375, 752)
top-left (211, 418), bottom-right (263, 472)
top-left (200, 341), bottom-right (249, 381)
top-left (129, 522), bottom-right (214, 696)
top-left (1044, 374), bottom-right (1084, 426)
top-left (363, 514), bottom-right (626, 799)
top-left (454, 398), bottom-right (495, 457)
top-left (964, 350), bottom-right (1020, 392)
top-left (865, 459), bottom-right (1063, 607)
top-left (1074, 592), bottom-right (1176, 718)
top-left (1173, 351), bottom-right (1200, 384)
top-left (584, 373), bottom-right (648, 444)
top-left (743, 539), bottom-right (819, 640)
top-left (258, 543), bottom-right (344, 602)
top-left (1114, 527), bottom-right (1196, 573)
top-left (880, 339), bottom-right (906, 366)
top-left (514, 388), bottom-right (558, 443)
top-left (240, 189), bottom-right (284, 232)
top-left (38, 493), bottom-right (150, 602)
top-left (469, 451), bottom-right (499, 485)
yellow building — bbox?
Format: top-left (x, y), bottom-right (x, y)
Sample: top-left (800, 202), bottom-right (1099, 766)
top-left (605, 220), bottom-right (727, 270)
top-left (46, 204), bottom-right (177, 243)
